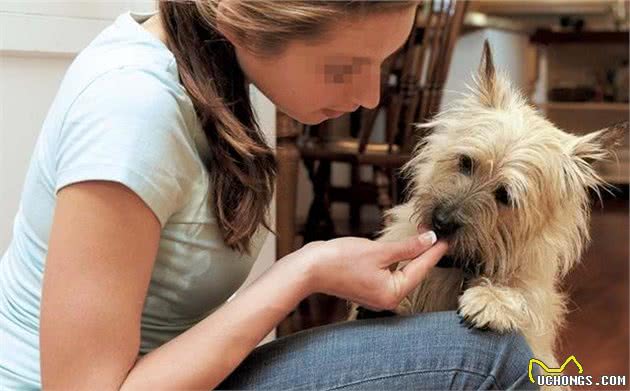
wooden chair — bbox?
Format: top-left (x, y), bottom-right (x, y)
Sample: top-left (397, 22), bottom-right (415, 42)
top-left (298, 0), bottom-right (469, 243)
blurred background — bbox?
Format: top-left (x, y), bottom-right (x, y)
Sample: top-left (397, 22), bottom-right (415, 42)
top-left (0, 0), bottom-right (628, 387)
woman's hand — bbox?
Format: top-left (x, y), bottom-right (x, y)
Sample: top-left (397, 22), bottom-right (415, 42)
top-left (286, 231), bottom-right (448, 312)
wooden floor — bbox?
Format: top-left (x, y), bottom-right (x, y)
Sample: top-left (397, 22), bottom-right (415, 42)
top-left (278, 193), bottom-right (629, 389)
top-left (557, 196), bottom-right (629, 389)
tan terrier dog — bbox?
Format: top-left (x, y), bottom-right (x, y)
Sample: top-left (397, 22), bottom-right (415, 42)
top-left (349, 41), bottom-right (627, 386)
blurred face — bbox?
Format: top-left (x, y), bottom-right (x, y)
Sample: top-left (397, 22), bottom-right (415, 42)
top-left (224, 6), bottom-right (417, 125)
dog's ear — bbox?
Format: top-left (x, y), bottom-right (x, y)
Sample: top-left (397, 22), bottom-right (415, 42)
top-left (478, 39), bottom-right (496, 91)
top-left (566, 121), bottom-right (628, 190)
top-left (571, 121), bottom-right (628, 164)
top-left (474, 40), bottom-right (510, 109)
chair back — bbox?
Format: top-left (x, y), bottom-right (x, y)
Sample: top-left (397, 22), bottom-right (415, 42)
top-left (357, 0), bottom-right (469, 154)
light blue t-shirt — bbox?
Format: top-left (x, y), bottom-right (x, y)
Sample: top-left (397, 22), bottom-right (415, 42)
top-left (0, 10), bottom-right (268, 389)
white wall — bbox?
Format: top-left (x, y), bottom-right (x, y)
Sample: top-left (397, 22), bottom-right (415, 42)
top-left (0, 1), bottom-right (277, 342)
top-left (442, 29), bottom-right (531, 108)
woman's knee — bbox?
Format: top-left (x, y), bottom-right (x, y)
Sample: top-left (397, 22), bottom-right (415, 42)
top-left (400, 311), bottom-right (539, 390)
top-left (219, 311), bottom-right (540, 390)
top-left (482, 328), bottom-right (539, 390)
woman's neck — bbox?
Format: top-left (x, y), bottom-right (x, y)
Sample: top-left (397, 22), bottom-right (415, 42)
top-left (141, 13), bottom-right (169, 47)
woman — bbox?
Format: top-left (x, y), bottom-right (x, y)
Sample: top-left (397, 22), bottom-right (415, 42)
top-left (0, 1), bottom-right (537, 389)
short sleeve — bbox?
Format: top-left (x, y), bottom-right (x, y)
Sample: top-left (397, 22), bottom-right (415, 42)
top-left (54, 67), bottom-right (199, 228)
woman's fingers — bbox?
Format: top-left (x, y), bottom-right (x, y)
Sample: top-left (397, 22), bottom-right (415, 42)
top-left (379, 231), bottom-right (438, 267)
top-left (395, 240), bottom-right (449, 296)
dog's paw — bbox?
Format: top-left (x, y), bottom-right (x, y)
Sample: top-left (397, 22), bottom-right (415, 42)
top-left (456, 306), bottom-right (492, 331)
top-left (457, 281), bottom-right (527, 333)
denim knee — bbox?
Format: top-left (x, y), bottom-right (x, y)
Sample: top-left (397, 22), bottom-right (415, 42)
top-left (408, 311), bottom-right (539, 390)
top-left (354, 311), bottom-right (540, 390)
top-left (490, 331), bottom-right (540, 390)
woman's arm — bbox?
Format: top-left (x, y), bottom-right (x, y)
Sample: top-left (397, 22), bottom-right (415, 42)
top-left (121, 234), bottom-right (446, 390)
top-left (120, 251), bottom-right (312, 390)
top-left (42, 181), bottom-right (443, 390)
top-left (40, 181), bottom-right (163, 390)
top-left (41, 179), bottom-right (313, 390)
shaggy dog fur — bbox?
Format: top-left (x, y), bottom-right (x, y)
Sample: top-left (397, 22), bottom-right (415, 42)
top-left (348, 41), bottom-right (627, 390)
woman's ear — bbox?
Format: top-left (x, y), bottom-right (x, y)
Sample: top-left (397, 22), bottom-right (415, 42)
top-left (571, 121), bottom-right (628, 164)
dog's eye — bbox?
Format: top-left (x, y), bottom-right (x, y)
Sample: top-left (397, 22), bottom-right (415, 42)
top-left (458, 155), bottom-right (473, 175)
top-left (495, 186), bottom-right (511, 206)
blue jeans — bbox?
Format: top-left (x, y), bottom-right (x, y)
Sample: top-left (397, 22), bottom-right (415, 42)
top-left (217, 311), bottom-right (539, 390)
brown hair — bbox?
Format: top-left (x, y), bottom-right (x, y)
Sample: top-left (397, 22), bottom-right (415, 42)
top-left (158, 0), bottom-right (418, 254)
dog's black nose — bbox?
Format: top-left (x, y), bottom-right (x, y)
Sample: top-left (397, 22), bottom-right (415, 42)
top-left (431, 208), bottom-right (461, 237)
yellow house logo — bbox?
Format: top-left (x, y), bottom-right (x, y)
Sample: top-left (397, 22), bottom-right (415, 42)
top-left (528, 355), bottom-right (584, 383)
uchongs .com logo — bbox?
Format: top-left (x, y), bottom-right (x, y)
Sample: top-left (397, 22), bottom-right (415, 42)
top-left (529, 355), bottom-right (627, 387)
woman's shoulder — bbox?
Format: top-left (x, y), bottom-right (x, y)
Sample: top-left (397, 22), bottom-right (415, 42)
top-left (52, 64), bottom-right (204, 229)
top-left (69, 12), bottom-right (179, 92)
top-left (64, 54), bottom-right (186, 115)
top-left (57, 17), bottom-right (189, 119)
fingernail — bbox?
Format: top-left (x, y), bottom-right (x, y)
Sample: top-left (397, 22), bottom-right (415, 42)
top-left (419, 231), bottom-right (437, 246)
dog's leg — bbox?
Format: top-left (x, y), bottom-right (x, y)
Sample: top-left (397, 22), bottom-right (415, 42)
top-left (395, 266), bottom-right (464, 314)
top-left (457, 276), bottom-right (566, 337)
top-left (457, 276), bottom-right (569, 369)
top-left (457, 277), bottom-right (534, 332)
top-left (457, 278), bottom-right (558, 333)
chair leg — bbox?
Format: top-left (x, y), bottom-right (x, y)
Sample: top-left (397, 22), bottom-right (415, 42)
top-left (375, 168), bottom-right (394, 226)
top-left (349, 163), bottom-right (362, 230)
top-left (304, 160), bottom-right (336, 243)
top-left (350, 110), bottom-right (362, 138)
top-left (302, 158), bottom-right (317, 237)
top-left (391, 169), bottom-right (400, 205)
top-left (320, 162), bottom-right (336, 239)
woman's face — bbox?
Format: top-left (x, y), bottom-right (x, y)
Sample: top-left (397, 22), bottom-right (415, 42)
top-left (227, 6), bottom-right (417, 125)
